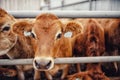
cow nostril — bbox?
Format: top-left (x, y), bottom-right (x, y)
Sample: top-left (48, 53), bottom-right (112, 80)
top-left (34, 60), bottom-right (40, 69)
top-left (46, 60), bottom-right (52, 69)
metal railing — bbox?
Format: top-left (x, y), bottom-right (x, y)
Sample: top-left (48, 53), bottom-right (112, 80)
top-left (0, 11), bottom-right (119, 65)
top-left (0, 56), bottom-right (120, 65)
top-left (8, 11), bottom-right (120, 18)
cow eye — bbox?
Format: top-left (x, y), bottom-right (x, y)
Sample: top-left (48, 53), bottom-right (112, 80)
top-left (2, 25), bottom-right (10, 32)
top-left (31, 32), bottom-right (35, 38)
top-left (56, 33), bottom-right (62, 39)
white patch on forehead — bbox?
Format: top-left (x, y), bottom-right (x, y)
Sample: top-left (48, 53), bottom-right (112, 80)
top-left (64, 31), bottom-right (73, 38)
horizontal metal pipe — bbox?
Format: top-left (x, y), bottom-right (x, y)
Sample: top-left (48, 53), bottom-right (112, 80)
top-left (0, 56), bottom-right (120, 65)
top-left (8, 11), bottom-right (120, 18)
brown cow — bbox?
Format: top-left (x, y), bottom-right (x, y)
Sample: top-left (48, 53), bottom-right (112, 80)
top-left (10, 20), bottom-right (35, 80)
top-left (67, 19), bottom-right (110, 80)
top-left (67, 64), bottom-right (109, 80)
top-left (63, 20), bottom-right (85, 72)
top-left (0, 8), bottom-right (16, 56)
top-left (12, 13), bottom-right (83, 80)
top-left (0, 8), bottom-right (35, 80)
top-left (104, 19), bottom-right (120, 72)
top-left (92, 18), bottom-right (120, 73)
top-left (0, 8), bottom-right (18, 77)
top-left (83, 19), bottom-right (109, 80)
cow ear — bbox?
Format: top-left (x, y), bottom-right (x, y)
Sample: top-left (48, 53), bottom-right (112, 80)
top-left (0, 8), bottom-right (8, 17)
top-left (12, 21), bottom-right (33, 36)
top-left (64, 21), bottom-right (83, 37)
top-left (64, 31), bottom-right (73, 38)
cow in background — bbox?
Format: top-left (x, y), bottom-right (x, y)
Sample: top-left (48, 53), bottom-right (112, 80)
top-left (63, 20), bottom-right (85, 72)
top-left (0, 8), bottom-right (35, 80)
top-left (0, 8), bottom-right (18, 77)
top-left (84, 19), bottom-right (109, 80)
top-left (94, 18), bottom-right (120, 75)
top-left (12, 13), bottom-right (84, 80)
top-left (67, 19), bottom-right (110, 80)
top-left (0, 8), bottom-right (16, 56)
top-left (104, 19), bottom-right (120, 73)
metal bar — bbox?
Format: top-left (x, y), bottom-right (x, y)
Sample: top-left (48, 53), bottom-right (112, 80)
top-left (61, 0), bottom-right (64, 10)
top-left (48, 0), bottom-right (51, 10)
top-left (8, 11), bottom-right (120, 18)
top-left (89, 0), bottom-right (92, 11)
top-left (0, 56), bottom-right (120, 65)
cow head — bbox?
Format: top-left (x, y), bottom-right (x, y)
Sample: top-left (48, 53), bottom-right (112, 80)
top-left (63, 21), bottom-right (85, 57)
top-left (85, 19), bottom-right (105, 56)
top-left (12, 13), bottom-right (73, 71)
top-left (108, 20), bottom-right (120, 48)
top-left (0, 8), bottom-right (17, 56)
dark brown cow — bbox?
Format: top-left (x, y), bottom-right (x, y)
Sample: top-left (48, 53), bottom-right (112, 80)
top-left (12, 13), bottom-right (82, 80)
top-left (75, 18), bottom-right (120, 72)
top-left (67, 19), bottom-right (110, 80)
top-left (104, 19), bottom-right (120, 72)
top-left (0, 67), bottom-right (17, 77)
top-left (83, 19), bottom-right (109, 80)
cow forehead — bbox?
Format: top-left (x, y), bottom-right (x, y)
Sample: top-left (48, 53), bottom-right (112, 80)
top-left (36, 13), bottom-right (58, 20)
top-left (33, 20), bottom-right (62, 37)
top-left (0, 18), bottom-right (14, 32)
top-left (34, 13), bottom-right (61, 30)
top-left (0, 17), bottom-right (8, 26)
top-left (0, 15), bottom-right (14, 27)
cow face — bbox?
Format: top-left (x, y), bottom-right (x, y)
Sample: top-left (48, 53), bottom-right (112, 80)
top-left (32, 14), bottom-right (74, 71)
top-left (85, 19), bottom-right (105, 56)
top-left (12, 13), bottom-right (73, 71)
top-left (108, 20), bottom-right (120, 47)
top-left (0, 8), bottom-right (16, 56)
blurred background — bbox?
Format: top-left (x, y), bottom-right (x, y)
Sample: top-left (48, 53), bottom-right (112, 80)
top-left (0, 0), bottom-right (120, 11)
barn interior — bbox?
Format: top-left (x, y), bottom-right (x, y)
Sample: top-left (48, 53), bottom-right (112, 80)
top-left (0, 0), bottom-right (120, 80)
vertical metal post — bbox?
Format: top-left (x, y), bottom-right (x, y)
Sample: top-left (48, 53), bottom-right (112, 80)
top-left (48, 0), bottom-right (51, 10)
top-left (61, 0), bottom-right (64, 10)
top-left (89, 0), bottom-right (92, 11)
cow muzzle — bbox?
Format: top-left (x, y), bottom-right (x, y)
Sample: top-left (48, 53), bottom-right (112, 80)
top-left (33, 57), bottom-right (54, 71)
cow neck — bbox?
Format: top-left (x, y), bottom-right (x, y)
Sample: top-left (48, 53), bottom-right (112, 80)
top-left (71, 33), bottom-right (83, 48)
top-left (0, 35), bottom-right (18, 56)
top-left (13, 36), bottom-right (34, 58)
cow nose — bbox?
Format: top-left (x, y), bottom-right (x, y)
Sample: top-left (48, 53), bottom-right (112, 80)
top-left (33, 57), bottom-right (54, 71)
